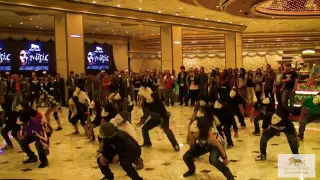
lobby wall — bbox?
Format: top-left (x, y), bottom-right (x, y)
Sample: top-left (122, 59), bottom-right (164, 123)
top-left (129, 51), bottom-right (283, 72)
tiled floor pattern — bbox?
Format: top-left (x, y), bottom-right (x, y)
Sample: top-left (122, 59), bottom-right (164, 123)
top-left (0, 106), bottom-right (319, 180)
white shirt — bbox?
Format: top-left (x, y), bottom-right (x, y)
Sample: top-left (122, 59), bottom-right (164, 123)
top-left (110, 117), bottom-right (137, 141)
top-left (138, 87), bottom-right (153, 103)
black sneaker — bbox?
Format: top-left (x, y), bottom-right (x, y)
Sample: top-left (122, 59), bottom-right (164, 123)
top-left (38, 160), bottom-right (49, 168)
top-left (174, 145), bottom-right (180, 152)
top-left (183, 170), bottom-right (195, 177)
top-left (255, 154), bottom-right (266, 161)
top-left (23, 156), bottom-right (38, 164)
top-left (56, 127), bottom-right (62, 131)
top-left (134, 158), bottom-right (144, 170)
top-left (298, 136), bottom-right (304, 141)
top-left (71, 131), bottom-right (80, 135)
top-left (141, 143), bottom-right (152, 148)
top-left (252, 131), bottom-right (260, 136)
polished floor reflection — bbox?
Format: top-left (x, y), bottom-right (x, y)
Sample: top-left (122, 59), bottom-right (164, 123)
top-left (0, 106), bottom-right (319, 180)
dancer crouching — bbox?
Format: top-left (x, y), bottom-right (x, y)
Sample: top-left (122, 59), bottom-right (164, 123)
top-left (228, 89), bottom-right (246, 128)
top-left (68, 87), bottom-right (90, 135)
top-left (43, 95), bottom-right (62, 131)
top-left (298, 93), bottom-right (320, 140)
top-left (137, 82), bottom-right (180, 151)
top-left (18, 103), bottom-right (52, 168)
top-left (97, 122), bottom-right (144, 180)
top-left (251, 97), bottom-right (275, 135)
top-left (213, 99), bottom-right (238, 148)
top-left (183, 106), bottom-right (234, 179)
top-left (256, 106), bottom-right (299, 161)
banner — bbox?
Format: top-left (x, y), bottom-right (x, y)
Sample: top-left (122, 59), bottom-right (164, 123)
top-left (0, 41), bottom-right (12, 71)
top-left (85, 43), bottom-right (115, 71)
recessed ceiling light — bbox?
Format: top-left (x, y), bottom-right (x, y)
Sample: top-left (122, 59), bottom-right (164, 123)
top-left (230, 22), bottom-right (233, 24)
top-left (205, 18), bottom-right (208, 20)
top-left (271, 17), bottom-right (274, 18)
top-left (139, 0), bottom-right (142, 2)
top-left (106, 22), bottom-right (109, 23)
top-left (40, 27), bottom-right (42, 29)
top-left (126, 31), bottom-right (129, 33)
top-left (218, 20), bottom-right (221, 22)
top-left (191, 16), bottom-right (195, 18)
top-left (112, 30), bottom-right (114, 31)
top-left (92, 0), bottom-right (96, 4)
top-left (92, 32), bottom-right (95, 34)
top-left (241, 23), bottom-right (243, 25)
top-left (20, 22), bottom-right (23, 24)
top-left (175, 13), bottom-right (179, 16)
top-left (114, 33), bottom-right (116, 35)
top-left (158, 11), bottom-right (161, 13)
top-left (138, 8), bottom-right (142, 10)
top-left (216, 6), bottom-right (219, 8)
top-left (117, 4), bottom-right (121, 7)
top-left (179, 7), bottom-right (182, 10)
top-left (30, 18), bottom-right (32, 20)
top-left (36, 25), bottom-right (38, 28)
top-left (204, 12), bottom-right (207, 14)
top-left (96, 28), bottom-right (99, 30)
top-left (9, 24), bottom-right (11, 27)
top-left (153, 29), bottom-right (155, 31)
top-left (239, 9), bottom-right (242, 12)
top-left (140, 32), bottom-right (142, 33)
top-left (152, 33), bottom-right (154, 36)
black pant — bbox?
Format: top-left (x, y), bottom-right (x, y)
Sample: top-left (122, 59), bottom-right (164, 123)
top-left (97, 149), bottom-right (142, 180)
top-left (179, 86), bottom-right (188, 105)
top-left (255, 91), bottom-right (262, 107)
top-left (1, 123), bottom-right (20, 146)
top-left (20, 136), bottom-right (47, 162)
top-left (260, 127), bottom-right (299, 156)
top-left (183, 144), bottom-right (234, 180)
top-left (29, 93), bottom-right (39, 107)
top-left (222, 124), bottom-right (233, 146)
top-left (189, 89), bottom-right (199, 105)
top-left (264, 89), bottom-right (274, 101)
top-left (141, 110), bottom-right (178, 147)
top-left (233, 106), bottom-right (245, 127)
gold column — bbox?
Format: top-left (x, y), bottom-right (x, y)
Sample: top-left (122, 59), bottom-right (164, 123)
top-left (55, 13), bottom-right (67, 79)
top-left (66, 13), bottom-right (85, 74)
top-left (161, 25), bottom-right (182, 72)
top-left (225, 32), bottom-right (243, 68)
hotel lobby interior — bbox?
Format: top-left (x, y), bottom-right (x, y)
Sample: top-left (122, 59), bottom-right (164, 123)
top-left (0, 0), bottom-right (320, 180)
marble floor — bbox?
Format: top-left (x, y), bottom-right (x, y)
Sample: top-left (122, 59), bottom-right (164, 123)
top-left (0, 106), bottom-right (319, 180)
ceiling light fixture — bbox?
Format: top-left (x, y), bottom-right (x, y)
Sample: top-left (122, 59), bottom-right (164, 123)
top-left (9, 24), bottom-right (11, 27)
top-left (117, 4), bottom-right (121, 7)
top-left (40, 27), bottom-right (42, 29)
top-left (239, 9), bottom-right (242, 12)
top-left (230, 22), bottom-right (233, 24)
top-left (158, 11), bottom-right (162, 13)
top-left (106, 22), bottom-right (109, 23)
top-left (218, 20), bottom-right (221, 22)
top-left (68, 34), bottom-right (82, 38)
top-left (139, 8), bottom-right (142, 10)
top-left (216, 6), bottom-right (219, 8)
top-left (92, 0), bottom-right (96, 4)
top-left (175, 13), bottom-right (179, 16)
top-left (36, 25), bottom-right (38, 28)
top-left (180, 7), bottom-right (183, 10)
top-left (173, 41), bottom-right (181, 44)
top-left (30, 18), bottom-right (32, 20)
top-left (191, 16), bottom-right (195, 18)
top-left (205, 18), bottom-right (208, 20)
top-left (20, 22), bottom-right (23, 24)
top-left (302, 50), bottom-right (315, 55)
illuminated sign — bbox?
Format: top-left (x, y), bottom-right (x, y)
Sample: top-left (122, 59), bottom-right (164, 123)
top-left (87, 45), bottom-right (110, 70)
top-left (0, 41), bottom-right (12, 71)
top-left (19, 42), bottom-right (49, 71)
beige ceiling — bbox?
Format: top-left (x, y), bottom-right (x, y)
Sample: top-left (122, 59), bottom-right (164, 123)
top-left (71, 0), bottom-right (320, 32)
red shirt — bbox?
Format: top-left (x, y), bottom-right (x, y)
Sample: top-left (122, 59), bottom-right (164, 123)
top-left (101, 77), bottom-right (111, 90)
top-left (164, 78), bottom-right (174, 89)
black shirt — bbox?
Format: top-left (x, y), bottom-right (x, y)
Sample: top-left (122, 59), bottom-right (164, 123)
top-left (102, 130), bottom-right (140, 158)
top-left (282, 71), bottom-right (298, 90)
top-left (246, 76), bottom-right (254, 87)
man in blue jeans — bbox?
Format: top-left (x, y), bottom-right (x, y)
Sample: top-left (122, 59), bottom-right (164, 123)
top-left (298, 93), bottom-right (320, 140)
top-left (281, 64), bottom-right (298, 112)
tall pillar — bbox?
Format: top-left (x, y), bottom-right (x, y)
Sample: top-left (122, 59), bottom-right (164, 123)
top-left (66, 13), bottom-right (85, 74)
top-left (55, 13), bottom-right (84, 103)
top-left (161, 25), bottom-right (182, 72)
top-left (225, 32), bottom-right (243, 68)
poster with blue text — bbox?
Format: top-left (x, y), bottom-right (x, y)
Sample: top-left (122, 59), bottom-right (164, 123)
top-left (19, 42), bottom-right (50, 71)
top-left (0, 41), bottom-right (12, 71)
top-left (85, 43), bottom-right (114, 71)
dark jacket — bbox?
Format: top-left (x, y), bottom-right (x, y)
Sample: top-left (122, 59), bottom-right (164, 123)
top-left (101, 130), bottom-right (140, 159)
top-left (177, 72), bottom-right (188, 86)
